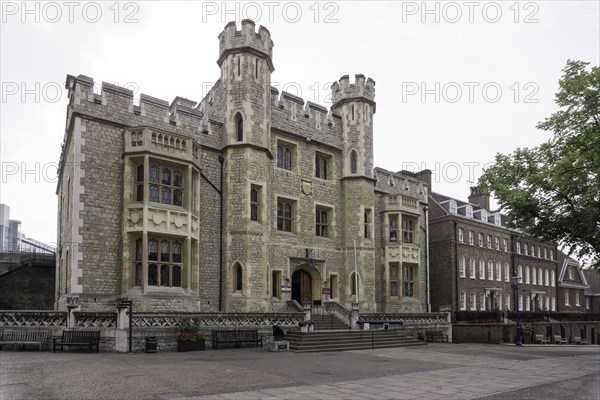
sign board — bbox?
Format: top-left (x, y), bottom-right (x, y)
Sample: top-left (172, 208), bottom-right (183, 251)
top-left (281, 285), bottom-right (291, 293)
top-left (322, 287), bottom-right (331, 294)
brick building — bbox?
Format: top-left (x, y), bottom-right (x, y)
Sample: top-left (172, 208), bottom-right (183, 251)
top-left (426, 179), bottom-right (559, 316)
top-left (557, 255), bottom-right (590, 313)
top-left (55, 21), bottom-right (429, 313)
top-left (583, 270), bottom-right (600, 313)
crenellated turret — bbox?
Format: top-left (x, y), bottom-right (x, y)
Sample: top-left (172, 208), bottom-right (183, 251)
top-left (217, 19), bottom-right (274, 72)
top-left (331, 74), bottom-right (376, 110)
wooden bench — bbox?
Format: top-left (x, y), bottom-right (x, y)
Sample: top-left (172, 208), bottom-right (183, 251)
top-left (425, 330), bottom-right (449, 343)
top-left (535, 334), bottom-right (550, 344)
top-left (53, 330), bottom-right (100, 353)
top-left (0, 329), bottom-right (50, 351)
top-left (570, 336), bottom-right (587, 345)
top-left (212, 329), bottom-right (262, 349)
top-left (553, 335), bottom-right (567, 344)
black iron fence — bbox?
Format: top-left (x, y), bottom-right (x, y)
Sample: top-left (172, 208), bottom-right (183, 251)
top-left (454, 311), bottom-right (503, 323)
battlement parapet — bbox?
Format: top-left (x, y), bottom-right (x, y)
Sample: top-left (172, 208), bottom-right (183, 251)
top-left (65, 74), bottom-right (205, 133)
top-left (218, 20), bottom-right (274, 71)
top-left (331, 74), bottom-right (376, 108)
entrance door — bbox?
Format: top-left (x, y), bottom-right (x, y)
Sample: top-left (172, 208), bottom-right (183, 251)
top-left (292, 270), bottom-right (312, 304)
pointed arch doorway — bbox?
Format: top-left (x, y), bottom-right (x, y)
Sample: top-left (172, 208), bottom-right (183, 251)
top-left (292, 269), bottom-right (312, 304)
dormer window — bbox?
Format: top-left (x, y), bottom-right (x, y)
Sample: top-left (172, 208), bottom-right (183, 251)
top-left (449, 200), bottom-right (457, 214)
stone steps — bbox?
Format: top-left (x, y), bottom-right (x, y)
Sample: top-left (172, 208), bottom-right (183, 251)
top-left (286, 329), bottom-right (425, 352)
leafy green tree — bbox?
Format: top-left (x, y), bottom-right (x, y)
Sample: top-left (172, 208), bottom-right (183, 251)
top-left (479, 60), bottom-right (599, 269)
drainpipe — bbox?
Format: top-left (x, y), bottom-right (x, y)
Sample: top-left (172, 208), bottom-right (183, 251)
top-left (199, 155), bottom-right (225, 311)
top-left (424, 206), bottom-right (431, 313)
top-left (454, 221), bottom-right (458, 315)
top-left (218, 155), bottom-right (224, 311)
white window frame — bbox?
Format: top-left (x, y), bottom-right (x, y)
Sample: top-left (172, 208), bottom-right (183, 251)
top-left (468, 230), bottom-right (474, 245)
top-left (460, 292), bottom-right (466, 310)
top-left (565, 289), bottom-right (570, 306)
top-left (479, 259), bottom-right (485, 280)
top-left (458, 228), bottom-right (464, 243)
top-left (459, 256), bottom-right (466, 278)
top-left (469, 258), bottom-right (476, 279)
top-left (575, 291), bottom-right (580, 306)
top-left (480, 293), bottom-right (486, 311)
top-left (469, 292), bottom-right (476, 310)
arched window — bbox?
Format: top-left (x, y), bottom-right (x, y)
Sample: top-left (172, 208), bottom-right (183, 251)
top-left (236, 115), bottom-right (243, 142)
top-left (350, 151), bottom-right (357, 174)
top-left (235, 263), bottom-right (243, 292)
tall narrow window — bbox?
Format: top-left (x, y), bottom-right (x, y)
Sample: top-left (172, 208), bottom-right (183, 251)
top-left (458, 228), bottom-right (464, 243)
top-left (250, 186), bottom-right (259, 222)
top-left (402, 218), bottom-right (413, 243)
top-left (236, 115), bottom-right (243, 142)
top-left (277, 201), bottom-right (292, 232)
top-left (351, 273), bottom-right (359, 296)
top-left (504, 263), bottom-right (510, 282)
top-left (364, 209), bottom-right (371, 239)
top-left (350, 151), bottom-right (357, 174)
top-left (518, 265), bottom-right (523, 283)
top-left (277, 143), bottom-right (293, 170)
top-left (403, 265), bottom-right (414, 297)
top-left (134, 238), bottom-right (142, 286)
top-left (237, 57), bottom-right (241, 76)
top-left (235, 263), bottom-right (243, 292)
top-left (469, 258), bottom-right (476, 278)
top-left (390, 263), bottom-right (398, 297)
top-left (459, 257), bottom-right (465, 277)
top-left (488, 261), bottom-right (493, 281)
top-left (469, 293), bottom-right (476, 310)
top-left (272, 271), bottom-right (281, 298)
top-left (329, 275), bottom-right (337, 299)
top-left (479, 259), bottom-right (485, 280)
top-left (315, 154), bottom-right (328, 179)
top-left (525, 266), bottom-right (530, 284)
top-left (478, 233), bottom-right (484, 247)
top-left (468, 230), bottom-right (474, 245)
top-left (316, 208), bottom-right (328, 237)
top-left (255, 59), bottom-right (259, 79)
top-left (136, 165), bottom-right (144, 202)
top-left (460, 292), bottom-right (466, 310)
top-left (389, 215), bottom-right (398, 242)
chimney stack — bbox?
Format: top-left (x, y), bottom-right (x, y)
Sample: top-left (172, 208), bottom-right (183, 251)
top-left (468, 186), bottom-right (490, 211)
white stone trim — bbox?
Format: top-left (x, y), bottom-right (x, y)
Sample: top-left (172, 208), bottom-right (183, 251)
top-left (70, 117), bottom-right (85, 294)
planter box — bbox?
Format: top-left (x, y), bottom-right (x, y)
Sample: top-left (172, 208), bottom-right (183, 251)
top-left (178, 339), bottom-right (205, 352)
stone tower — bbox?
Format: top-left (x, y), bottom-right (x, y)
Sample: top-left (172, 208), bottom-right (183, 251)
top-left (217, 20), bottom-right (274, 311)
top-left (332, 75), bottom-right (377, 311)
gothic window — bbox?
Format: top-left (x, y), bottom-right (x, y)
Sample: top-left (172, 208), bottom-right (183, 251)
top-left (141, 164), bottom-right (184, 206)
top-left (364, 209), bottom-right (371, 239)
top-left (277, 145), bottom-right (293, 170)
top-left (402, 265), bottom-right (415, 297)
top-left (250, 186), bottom-right (260, 222)
top-left (139, 237), bottom-right (183, 288)
top-left (403, 218), bottom-right (413, 243)
top-left (389, 215), bottom-right (398, 242)
top-left (136, 165), bottom-right (144, 201)
top-left (390, 263), bottom-right (398, 297)
top-left (236, 114), bottom-right (243, 142)
top-left (350, 150), bottom-right (357, 174)
top-left (235, 263), bottom-right (243, 292)
top-left (277, 200), bottom-right (293, 232)
top-left (316, 208), bottom-right (329, 238)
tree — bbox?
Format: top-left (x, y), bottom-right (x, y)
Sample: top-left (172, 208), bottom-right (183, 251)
top-left (479, 60), bottom-right (600, 270)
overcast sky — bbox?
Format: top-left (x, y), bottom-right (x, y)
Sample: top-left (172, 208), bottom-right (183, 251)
top-left (1, 1), bottom-right (598, 247)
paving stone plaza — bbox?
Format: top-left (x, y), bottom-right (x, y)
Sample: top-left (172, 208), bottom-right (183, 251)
top-left (1, 343), bottom-right (598, 399)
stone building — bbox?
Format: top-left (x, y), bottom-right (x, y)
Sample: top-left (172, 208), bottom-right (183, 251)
top-left (426, 179), bottom-right (559, 316)
top-left (55, 20), bottom-right (429, 313)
